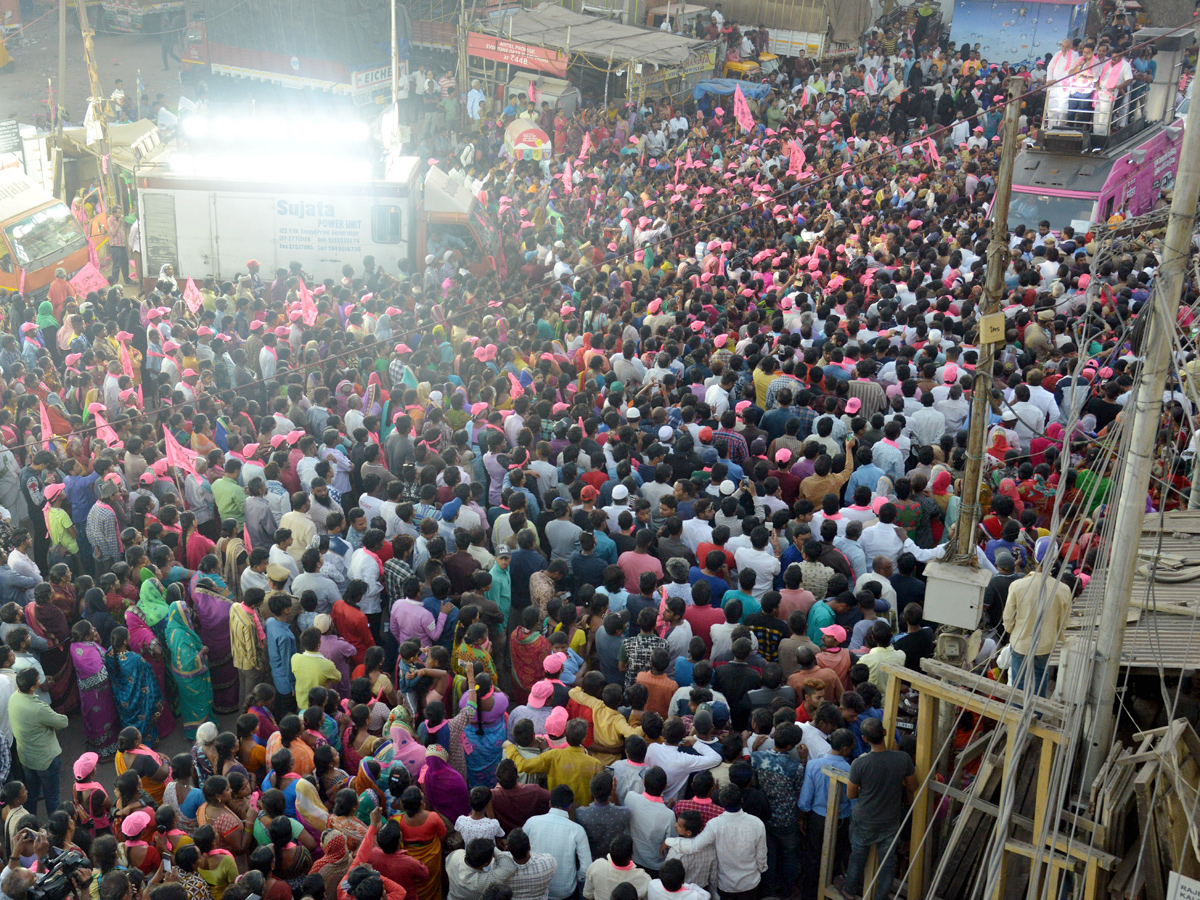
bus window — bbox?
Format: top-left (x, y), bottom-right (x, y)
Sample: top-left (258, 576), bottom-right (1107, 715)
top-left (3, 203), bottom-right (87, 269)
top-left (371, 206), bottom-right (402, 244)
top-left (1102, 196), bottom-right (1115, 220)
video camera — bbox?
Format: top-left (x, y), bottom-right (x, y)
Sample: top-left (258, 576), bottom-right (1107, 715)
top-left (27, 850), bottom-right (91, 900)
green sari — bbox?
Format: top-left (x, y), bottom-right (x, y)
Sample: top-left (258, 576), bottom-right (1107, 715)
top-left (138, 578), bottom-right (171, 629)
top-left (165, 600), bottom-right (213, 739)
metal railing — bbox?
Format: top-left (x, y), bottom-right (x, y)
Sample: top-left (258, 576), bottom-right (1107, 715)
top-left (1041, 76), bottom-right (1150, 147)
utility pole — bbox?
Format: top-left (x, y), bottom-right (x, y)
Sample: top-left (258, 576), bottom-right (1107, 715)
top-left (390, 0), bottom-right (400, 106)
top-left (76, 0), bottom-right (117, 211)
top-left (56, 0), bottom-right (67, 194)
top-left (955, 76), bottom-right (1022, 561)
top-left (457, 0), bottom-right (469, 131)
top-left (1080, 75), bottom-right (1200, 791)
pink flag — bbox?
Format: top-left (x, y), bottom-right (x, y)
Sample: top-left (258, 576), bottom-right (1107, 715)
top-left (788, 141), bottom-right (807, 177)
top-left (163, 425), bottom-right (198, 476)
top-left (562, 158), bottom-right (573, 194)
top-left (18, 268), bottom-right (25, 296)
top-left (685, 148), bottom-right (693, 168)
top-left (579, 131), bottom-right (592, 159)
top-left (508, 372), bottom-right (524, 398)
top-left (924, 138), bottom-right (941, 166)
top-left (118, 340), bottom-right (143, 407)
top-left (527, 81), bottom-right (536, 101)
top-left (94, 412), bottom-right (122, 449)
top-left (39, 401), bottom-right (53, 450)
top-left (299, 279), bottom-right (318, 326)
top-left (243, 524), bottom-right (253, 552)
top-left (733, 86), bottom-right (755, 133)
top-left (182, 277), bottom-right (203, 314)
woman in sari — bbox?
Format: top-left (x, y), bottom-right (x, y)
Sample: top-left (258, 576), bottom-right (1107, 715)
top-left (137, 573), bottom-right (172, 644)
top-left (181, 512), bottom-right (217, 570)
top-left (165, 596), bottom-right (214, 740)
top-left (396, 784), bottom-right (449, 900)
top-left (417, 741), bottom-right (470, 821)
top-left (25, 583), bottom-right (79, 714)
top-left (509, 607), bottom-right (551, 704)
top-left (455, 670), bottom-right (506, 789)
top-left (311, 831), bottom-right (352, 899)
top-left (114, 726), bottom-right (169, 805)
top-left (384, 706), bottom-right (428, 777)
top-left (354, 759), bottom-right (388, 823)
top-left (189, 566), bottom-right (238, 714)
top-left (452, 621), bottom-right (497, 685)
top-left (70, 621), bottom-right (121, 758)
top-left (326, 788), bottom-right (368, 851)
top-left (106, 626), bottom-right (166, 745)
top-left (82, 588), bottom-right (121, 646)
top-left (123, 605), bottom-right (176, 738)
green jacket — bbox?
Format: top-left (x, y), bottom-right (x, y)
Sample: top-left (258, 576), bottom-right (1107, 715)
top-left (9, 690), bottom-right (68, 771)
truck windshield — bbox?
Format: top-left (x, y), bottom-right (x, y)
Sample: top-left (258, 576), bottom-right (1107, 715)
top-left (3, 203), bottom-right (88, 270)
top-left (1009, 192), bottom-right (1096, 233)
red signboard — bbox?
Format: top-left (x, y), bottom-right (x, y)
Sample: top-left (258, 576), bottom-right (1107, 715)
top-left (466, 32), bottom-right (568, 77)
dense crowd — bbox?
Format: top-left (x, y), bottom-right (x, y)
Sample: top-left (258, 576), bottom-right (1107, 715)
top-left (0, 10), bottom-right (1194, 900)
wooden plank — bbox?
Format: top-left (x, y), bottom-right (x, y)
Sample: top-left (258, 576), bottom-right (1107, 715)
top-left (882, 668), bottom-right (901, 748)
top-left (818, 766), bottom-right (843, 900)
top-left (887, 664), bottom-right (1064, 742)
top-left (919, 659), bottom-right (1068, 724)
top-left (1033, 736), bottom-right (1054, 846)
top-left (1134, 762), bottom-right (1167, 900)
top-left (909, 692), bottom-right (935, 900)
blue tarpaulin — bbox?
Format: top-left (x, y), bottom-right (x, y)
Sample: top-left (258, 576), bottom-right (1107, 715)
top-left (692, 78), bottom-right (772, 102)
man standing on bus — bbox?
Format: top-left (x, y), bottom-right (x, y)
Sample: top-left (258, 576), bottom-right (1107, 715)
top-left (107, 205), bottom-right (130, 286)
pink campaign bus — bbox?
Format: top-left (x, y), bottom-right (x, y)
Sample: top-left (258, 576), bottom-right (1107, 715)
top-left (1007, 27), bottom-right (1192, 234)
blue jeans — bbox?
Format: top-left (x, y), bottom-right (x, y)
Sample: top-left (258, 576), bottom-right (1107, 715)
top-left (766, 825), bottom-right (802, 898)
top-left (843, 817), bottom-right (901, 900)
top-left (1010, 651), bottom-right (1050, 697)
top-left (24, 755), bottom-right (62, 818)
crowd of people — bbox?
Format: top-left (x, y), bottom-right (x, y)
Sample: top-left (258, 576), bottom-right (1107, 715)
top-left (0, 8), bottom-right (1194, 900)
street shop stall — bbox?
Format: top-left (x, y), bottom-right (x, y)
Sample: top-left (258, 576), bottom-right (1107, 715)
top-left (476, 4), bottom-right (714, 104)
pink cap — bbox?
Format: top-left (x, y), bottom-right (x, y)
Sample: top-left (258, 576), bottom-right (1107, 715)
top-left (690, 320), bottom-right (705, 332)
top-left (196, 326), bottom-right (214, 336)
top-left (122, 809), bottom-right (153, 838)
top-left (775, 448), bottom-right (792, 464)
top-left (943, 364), bottom-right (959, 382)
top-left (44, 483), bottom-right (65, 501)
top-left (182, 368), bottom-right (197, 378)
top-left (270, 434), bottom-right (289, 448)
top-left (250, 320), bottom-right (264, 330)
top-left (543, 652), bottom-right (567, 674)
top-left (273, 326), bottom-right (290, 337)
top-left (163, 341), bottom-right (180, 352)
top-left (647, 299), bottom-right (662, 314)
top-left (242, 443), bottom-right (260, 458)
top-left (139, 471), bottom-right (155, 485)
top-left (845, 398), bottom-right (862, 414)
top-left (544, 706), bottom-right (569, 737)
top-left (287, 430), bottom-right (305, 443)
top-left (147, 309), bottom-right (163, 320)
top-left (73, 751), bottom-right (98, 780)
top-left (20, 323), bottom-right (36, 333)
top-left (735, 400), bottom-right (752, 414)
top-left (115, 331), bottom-right (134, 341)
top-left (820, 624), bottom-right (847, 643)
top-left (714, 334), bottom-right (728, 348)
top-left (528, 680), bottom-right (554, 708)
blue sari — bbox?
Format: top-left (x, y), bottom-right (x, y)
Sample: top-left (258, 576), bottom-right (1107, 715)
top-left (105, 648), bottom-right (165, 745)
top-left (462, 716), bottom-right (507, 789)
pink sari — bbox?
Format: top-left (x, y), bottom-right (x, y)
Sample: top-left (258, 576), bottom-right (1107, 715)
top-left (124, 606), bottom-right (176, 738)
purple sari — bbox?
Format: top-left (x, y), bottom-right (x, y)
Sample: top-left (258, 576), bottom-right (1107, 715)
top-left (189, 573), bottom-right (238, 714)
top-left (419, 752), bottom-right (470, 821)
top-left (70, 640), bottom-right (120, 758)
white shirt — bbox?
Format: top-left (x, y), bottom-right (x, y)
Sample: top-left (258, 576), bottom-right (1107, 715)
top-left (798, 722), bottom-right (832, 759)
top-left (348, 547), bottom-right (384, 614)
top-left (732, 546), bottom-right (780, 600)
top-left (664, 810), bottom-right (766, 893)
top-left (856, 523), bottom-right (947, 565)
top-left (269, 545), bottom-right (300, 588)
top-left (704, 384), bottom-right (730, 419)
top-left (681, 518), bottom-right (713, 553)
top-left (644, 740), bottom-right (721, 800)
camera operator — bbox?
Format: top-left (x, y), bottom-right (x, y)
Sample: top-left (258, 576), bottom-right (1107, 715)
top-left (2, 830), bottom-right (91, 900)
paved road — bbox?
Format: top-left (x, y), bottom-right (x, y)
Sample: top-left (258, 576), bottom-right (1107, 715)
top-left (32, 704), bottom-right (242, 818)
